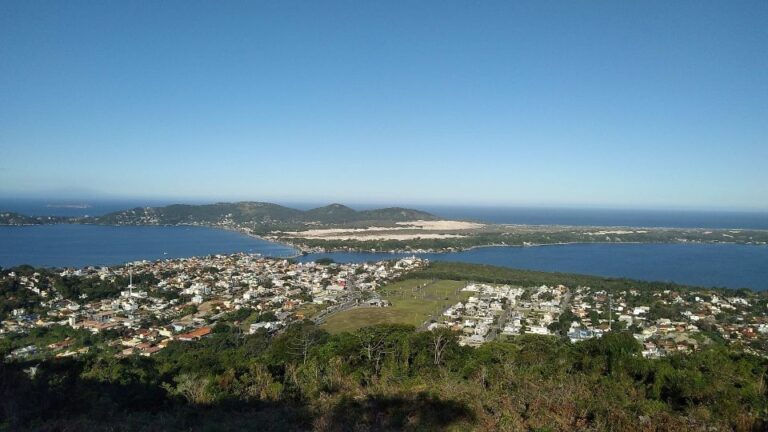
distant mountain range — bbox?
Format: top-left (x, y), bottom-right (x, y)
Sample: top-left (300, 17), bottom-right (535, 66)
top-left (0, 202), bottom-right (438, 228)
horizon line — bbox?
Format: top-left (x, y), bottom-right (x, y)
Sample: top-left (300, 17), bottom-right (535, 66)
top-left (1, 195), bottom-right (767, 214)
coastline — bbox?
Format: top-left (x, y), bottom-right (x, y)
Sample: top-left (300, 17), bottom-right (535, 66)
top-left (3, 224), bottom-right (767, 289)
top-left (280, 238), bottom-right (768, 256)
top-left (3, 220), bottom-right (767, 257)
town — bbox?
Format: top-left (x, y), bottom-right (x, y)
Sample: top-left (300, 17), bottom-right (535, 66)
top-left (433, 281), bottom-right (767, 358)
top-left (2, 254), bottom-right (767, 362)
top-left (1, 254), bottom-right (425, 360)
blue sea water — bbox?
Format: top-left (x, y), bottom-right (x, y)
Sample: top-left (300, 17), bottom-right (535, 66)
top-left (418, 205), bottom-right (768, 230)
top-left (0, 198), bottom-right (187, 218)
top-left (0, 225), bottom-right (296, 268)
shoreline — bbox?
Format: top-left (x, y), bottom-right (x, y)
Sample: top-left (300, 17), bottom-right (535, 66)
top-left (2, 225), bottom-right (767, 290)
top-left (0, 222), bottom-right (768, 259)
top-left (294, 240), bottom-right (768, 256)
top-left (3, 222), bottom-right (767, 258)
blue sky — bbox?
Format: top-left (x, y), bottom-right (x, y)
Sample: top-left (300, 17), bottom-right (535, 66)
top-left (1, 1), bottom-right (766, 210)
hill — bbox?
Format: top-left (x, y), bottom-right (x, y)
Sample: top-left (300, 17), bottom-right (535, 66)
top-left (302, 203), bottom-right (359, 223)
top-left (90, 202), bottom-right (303, 225)
top-left (87, 202), bottom-right (437, 227)
top-left (358, 206), bottom-right (437, 222)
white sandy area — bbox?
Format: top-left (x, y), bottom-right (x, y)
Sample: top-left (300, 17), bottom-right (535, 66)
top-left (282, 227), bottom-right (398, 236)
top-left (304, 233), bottom-right (466, 241)
top-left (395, 220), bottom-right (485, 230)
top-left (280, 220), bottom-right (484, 240)
top-left (585, 230), bottom-right (647, 235)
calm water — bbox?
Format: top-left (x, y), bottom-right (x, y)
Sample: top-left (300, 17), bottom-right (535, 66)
top-left (1, 225), bottom-right (768, 290)
top-left (0, 225), bottom-right (296, 268)
top-left (299, 243), bottom-right (768, 290)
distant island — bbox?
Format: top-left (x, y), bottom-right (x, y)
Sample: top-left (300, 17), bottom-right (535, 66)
top-left (2, 202), bottom-right (767, 253)
top-left (45, 203), bottom-right (92, 209)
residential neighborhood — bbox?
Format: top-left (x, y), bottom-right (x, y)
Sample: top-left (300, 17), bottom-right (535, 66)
top-left (2, 254), bottom-right (767, 362)
top-left (1, 254), bottom-right (426, 360)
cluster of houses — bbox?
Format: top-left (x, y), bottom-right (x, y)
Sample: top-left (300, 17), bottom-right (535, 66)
top-left (433, 283), bottom-right (566, 346)
top-left (3, 253), bottom-right (766, 361)
top-left (1, 254), bottom-right (427, 361)
top-left (429, 281), bottom-right (767, 358)
top-left (567, 286), bottom-right (766, 357)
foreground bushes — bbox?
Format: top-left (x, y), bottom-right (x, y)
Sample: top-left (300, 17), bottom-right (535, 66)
top-left (1, 325), bottom-right (766, 431)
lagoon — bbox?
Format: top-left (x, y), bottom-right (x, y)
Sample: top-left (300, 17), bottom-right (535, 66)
top-left (0, 224), bottom-right (296, 268)
top-left (300, 243), bottom-right (768, 290)
top-left (1, 225), bottom-right (767, 290)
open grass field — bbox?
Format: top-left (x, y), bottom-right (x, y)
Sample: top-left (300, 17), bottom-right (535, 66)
top-left (293, 303), bottom-right (328, 320)
top-left (321, 278), bottom-right (470, 333)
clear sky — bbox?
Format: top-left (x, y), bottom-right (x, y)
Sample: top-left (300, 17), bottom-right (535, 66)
top-left (1, 1), bottom-right (766, 210)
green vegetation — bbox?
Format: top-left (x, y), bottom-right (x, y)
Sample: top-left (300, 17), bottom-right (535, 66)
top-left (0, 325), bottom-right (105, 360)
top-left (0, 212), bottom-right (67, 225)
top-left (323, 279), bottom-right (468, 333)
top-left (88, 202), bottom-right (436, 228)
top-left (3, 262), bottom-right (768, 430)
top-left (2, 324), bottom-right (766, 431)
top-left (292, 227), bottom-right (768, 253)
top-left (0, 266), bottom-right (163, 320)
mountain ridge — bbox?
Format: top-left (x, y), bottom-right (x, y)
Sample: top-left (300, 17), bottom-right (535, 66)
top-left (84, 201), bottom-right (438, 227)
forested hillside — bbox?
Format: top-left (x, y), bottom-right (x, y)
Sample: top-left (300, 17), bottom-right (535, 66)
top-left (2, 322), bottom-right (765, 431)
top-left (88, 202), bottom-right (437, 227)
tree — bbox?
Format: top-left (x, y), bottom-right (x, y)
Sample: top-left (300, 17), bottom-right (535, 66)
top-left (356, 326), bottom-right (393, 374)
top-left (354, 325), bottom-right (413, 375)
top-left (165, 373), bottom-right (212, 404)
top-left (429, 328), bottom-right (457, 366)
top-left (287, 323), bottom-right (327, 365)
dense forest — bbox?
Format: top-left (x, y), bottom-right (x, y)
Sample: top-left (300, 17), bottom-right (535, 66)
top-left (2, 321), bottom-right (766, 431)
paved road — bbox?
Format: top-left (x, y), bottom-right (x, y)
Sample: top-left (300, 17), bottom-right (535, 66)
top-left (487, 306), bottom-right (514, 341)
top-left (312, 298), bottom-right (359, 324)
top-left (560, 289), bottom-right (574, 313)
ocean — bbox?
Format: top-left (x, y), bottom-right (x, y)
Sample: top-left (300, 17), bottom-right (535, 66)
top-left (417, 205), bottom-right (768, 230)
top-left (2, 199), bottom-right (767, 229)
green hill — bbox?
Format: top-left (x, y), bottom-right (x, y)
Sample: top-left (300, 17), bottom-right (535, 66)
top-left (358, 207), bottom-right (436, 222)
top-left (88, 202), bottom-right (437, 227)
top-left (302, 204), bottom-right (359, 223)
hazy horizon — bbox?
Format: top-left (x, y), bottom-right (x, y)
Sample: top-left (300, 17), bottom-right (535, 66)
top-left (2, 194), bottom-right (768, 215)
top-left (2, 1), bottom-right (767, 210)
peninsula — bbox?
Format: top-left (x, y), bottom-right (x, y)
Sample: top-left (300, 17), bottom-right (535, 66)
top-left (2, 202), bottom-right (767, 253)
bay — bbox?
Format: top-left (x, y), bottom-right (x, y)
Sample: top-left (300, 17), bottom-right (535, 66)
top-left (0, 225), bottom-right (297, 268)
